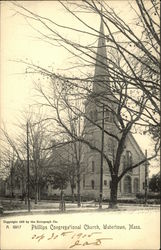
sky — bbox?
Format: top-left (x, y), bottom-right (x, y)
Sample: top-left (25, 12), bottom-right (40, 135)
top-left (0, 1), bottom-right (159, 176)
top-left (1, 0), bottom-right (134, 128)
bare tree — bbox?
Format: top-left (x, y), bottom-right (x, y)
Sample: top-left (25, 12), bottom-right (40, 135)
top-left (1, 124), bottom-right (28, 199)
top-left (1, 108), bottom-right (52, 203)
top-left (10, 0), bottom-right (160, 129)
top-left (22, 109), bottom-right (52, 203)
top-left (8, 0), bottom-right (160, 207)
top-left (43, 91), bottom-right (86, 207)
top-left (33, 73), bottom-right (159, 207)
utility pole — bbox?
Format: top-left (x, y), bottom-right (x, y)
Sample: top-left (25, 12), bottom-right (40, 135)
top-left (99, 104), bottom-right (105, 209)
top-left (10, 149), bottom-right (15, 198)
top-left (77, 115), bottom-right (81, 207)
top-left (27, 121), bottom-right (30, 212)
top-left (144, 149), bottom-right (148, 205)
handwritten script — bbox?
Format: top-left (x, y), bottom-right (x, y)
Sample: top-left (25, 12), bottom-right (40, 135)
top-left (32, 231), bottom-right (113, 248)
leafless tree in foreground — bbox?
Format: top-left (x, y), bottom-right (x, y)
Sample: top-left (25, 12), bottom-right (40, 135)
top-left (9, 0), bottom-right (160, 207)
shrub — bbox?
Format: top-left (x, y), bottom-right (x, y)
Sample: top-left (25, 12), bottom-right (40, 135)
top-left (136, 192), bottom-right (160, 199)
top-left (117, 199), bottom-right (137, 204)
top-left (81, 195), bottom-right (96, 202)
top-left (40, 194), bottom-right (60, 201)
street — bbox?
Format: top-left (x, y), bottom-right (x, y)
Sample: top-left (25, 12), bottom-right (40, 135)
top-left (0, 197), bottom-right (160, 216)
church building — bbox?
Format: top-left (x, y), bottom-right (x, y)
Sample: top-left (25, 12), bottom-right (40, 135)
top-left (2, 17), bottom-right (147, 202)
top-left (80, 18), bottom-right (146, 200)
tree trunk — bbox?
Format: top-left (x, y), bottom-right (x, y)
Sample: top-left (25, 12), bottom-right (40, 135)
top-left (24, 181), bottom-right (27, 204)
top-left (77, 180), bottom-right (81, 207)
top-left (109, 176), bottom-right (118, 209)
top-left (59, 189), bottom-right (65, 211)
top-left (77, 164), bottom-right (81, 207)
top-left (35, 181), bottom-right (39, 204)
top-left (38, 185), bottom-right (41, 201)
top-left (10, 168), bottom-right (14, 198)
top-left (21, 177), bottom-right (25, 202)
top-left (71, 184), bottom-right (75, 203)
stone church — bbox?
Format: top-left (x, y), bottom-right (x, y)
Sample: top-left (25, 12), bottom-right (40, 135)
top-left (79, 18), bottom-right (146, 199)
top-left (3, 18), bottom-right (146, 201)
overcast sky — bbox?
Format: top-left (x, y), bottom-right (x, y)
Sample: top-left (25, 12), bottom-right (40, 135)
top-left (1, 1), bottom-right (159, 175)
top-left (1, 1), bottom-right (136, 125)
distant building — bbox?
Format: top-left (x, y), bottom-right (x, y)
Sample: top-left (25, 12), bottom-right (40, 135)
top-left (5, 160), bottom-right (27, 198)
top-left (3, 147), bottom-right (78, 199)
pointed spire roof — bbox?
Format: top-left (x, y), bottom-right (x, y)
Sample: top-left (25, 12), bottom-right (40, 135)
top-left (93, 16), bottom-right (110, 94)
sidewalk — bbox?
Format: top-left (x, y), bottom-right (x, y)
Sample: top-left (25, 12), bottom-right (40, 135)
top-left (1, 201), bottom-right (160, 217)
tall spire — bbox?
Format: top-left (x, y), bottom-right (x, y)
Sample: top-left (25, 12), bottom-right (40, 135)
top-left (93, 15), bottom-right (110, 94)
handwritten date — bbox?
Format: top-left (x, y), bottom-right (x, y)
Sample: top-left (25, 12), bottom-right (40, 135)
top-left (32, 231), bottom-right (113, 248)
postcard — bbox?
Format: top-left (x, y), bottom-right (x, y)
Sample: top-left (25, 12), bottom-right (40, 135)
top-left (0, 1), bottom-right (160, 249)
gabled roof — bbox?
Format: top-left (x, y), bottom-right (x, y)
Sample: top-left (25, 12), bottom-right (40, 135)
top-left (128, 132), bottom-right (145, 159)
top-left (46, 143), bottom-right (74, 170)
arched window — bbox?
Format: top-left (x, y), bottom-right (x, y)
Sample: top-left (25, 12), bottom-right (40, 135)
top-left (127, 151), bottom-right (133, 172)
top-left (105, 109), bottom-right (110, 121)
top-left (104, 180), bottom-right (107, 186)
top-left (94, 110), bottom-right (97, 122)
top-left (91, 180), bottom-right (95, 190)
top-left (124, 176), bottom-right (132, 194)
top-left (83, 175), bottom-right (85, 188)
top-left (92, 161), bottom-right (95, 172)
top-left (89, 132), bottom-right (94, 146)
top-left (90, 110), bottom-right (97, 122)
top-left (123, 155), bottom-right (127, 170)
top-left (133, 178), bottom-right (139, 193)
top-left (16, 178), bottom-right (20, 189)
top-left (90, 111), bottom-right (93, 121)
top-left (105, 109), bottom-right (113, 122)
top-left (123, 151), bottom-right (133, 171)
top-left (108, 138), bottom-right (114, 153)
top-left (127, 151), bottom-right (132, 167)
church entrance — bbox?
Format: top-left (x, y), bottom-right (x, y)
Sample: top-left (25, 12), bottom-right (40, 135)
top-left (124, 176), bottom-right (132, 194)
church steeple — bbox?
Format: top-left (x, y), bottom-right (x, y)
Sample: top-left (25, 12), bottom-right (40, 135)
top-left (93, 16), bottom-right (110, 94)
